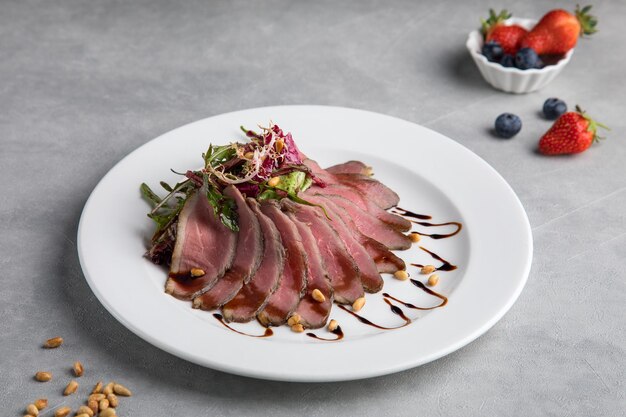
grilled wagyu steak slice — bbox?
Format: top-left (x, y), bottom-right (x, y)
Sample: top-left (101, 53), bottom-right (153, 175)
top-left (192, 186), bottom-right (263, 311)
top-left (165, 189), bottom-right (237, 300)
top-left (307, 184), bottom-right (411, 231)
top-left (257, 201), bottom-right (308, 327)
top-left (315, 193), bottom-right (411, 250)
top-left (222, 199), bottom-right (285, 323)
top-left (314, 196), bottom-right (406, 274)
top-left (333, 173), bottom-right (400, 210)
top-left (283, 200), bottom-right (364, 305)
top-left (326, 160), bottom-right (372, 176)
top-left (286, 212), bottom-right (333, 329)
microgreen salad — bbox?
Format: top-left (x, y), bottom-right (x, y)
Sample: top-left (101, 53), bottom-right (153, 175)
top-left (140, 123), bottom-right (324, 264)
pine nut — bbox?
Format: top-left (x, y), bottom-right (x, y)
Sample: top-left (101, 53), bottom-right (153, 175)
top-left (76, 414), bottom-right (91, 417)
top-left (409, 232), bottom-right (421, 243)
top-left (291, 323), bottom-right (305, 333)
top-left (103, 382), bottom-right (114, 396)
top-left (244, 151), bottom-right (254, 159)
top-left (89, 393), bottom-right (105, 402)
top-left (268, 177), bottom-right (280, 187)
top-left (394, 270), bottom-right (409, 280)
top-left (107, 393), bottom-right (119, 408)
top-left (287, 314), bottom-right (301, 327)
top-left (73, 361), bottom-right (84, 377)
top-left (275, 138), bottom-right (284, 153)
top-left (54, 407), bottom-right (71, 417)
top-left (352, 297), bottom-right (366, 312)
top-left (26, 404), bottom-right (39, 416)
top-left (43, 337), bottom-right (63, 349)
top-left (77, 406), bottom-right (94, 417)
top-left (91, 381), bottom-right (103, 394)
top-left (190, 268), bottom-right (205, 277)
top-left (87, 399), bottom-right (98, 414)
top-left (428, 274), bottom-right (440, 286)
top-left (328, 319), bottom-right (338, 332)
top-left (99, 399), bottom-right (109, 410)
top-left (364, 166), bottom-right (374, 176)
top-left (113, 383), bottom-right (132, 397)
top-left (311, 289), bottom-right (325, 303)
top-left (35, 372), bottom-right (52, 382)
top-left (34, 399), bottom-right (48, 410)
top-left (421, 265), bottom-right (436, 274)
top-left (99, 408), bottom-right (117, 417)
top-left (63, 380), bottom-right (78, 396)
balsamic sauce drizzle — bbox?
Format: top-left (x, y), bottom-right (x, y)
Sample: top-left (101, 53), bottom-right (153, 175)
top-left (306, 326), bottom-right (344, 341)
top-left (337, 300), bottom-right (411, 330)
top-left (411, 246), bottom-right (458, 272)
top-left (213, 313), bottom-right (273, 338)
top-left (383, 280), bottom-right (448, 310)
top-left (393, 207), bottom-right (462, 239)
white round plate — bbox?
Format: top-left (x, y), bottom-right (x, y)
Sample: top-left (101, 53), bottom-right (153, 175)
top-left (78, 105), bottom-right (532, 382)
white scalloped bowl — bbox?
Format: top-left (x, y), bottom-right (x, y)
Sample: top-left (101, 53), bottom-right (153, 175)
top-left (466, 17), bottom-right (574, 94)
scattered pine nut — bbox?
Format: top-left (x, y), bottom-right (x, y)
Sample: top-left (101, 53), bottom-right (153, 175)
top-left (428, 274), bottom-right (440, 286)
top-left (190, 268), bottom-right (205, 277)
top-left (113, 383), bottom-right (132, 397)
top-left (77, 405), bottom-right (94, 417)
top-left (76, 414), bottom-right (91, 417)
top-left (311, 289), bottom-right (325, 303)
top-left (364, 166), bottom-right (374, 176)
top-left (34, 399), bottom-right (48, 410)
top-left (73, 361), bottom-right (84, 377)
top-left (54, 407), bottom-right (71, 417)
top-left (89, 393), bottom-right (105, 402)
top-left (26, 404), bottom-right (39, 416)
top-left (291, 324), bottom-right (305, 333)
top-left (244, 151), bottom-right (254, 159)
top-left (107, 393), bottom-right (119, 408)
top-left (92, 381), bottom-right (103, 394)
top-left (87, 399), bottom-right (98, 414)
top-left (99, 398), bottom-right (110, 410)
top-left (421, 265), bottom-right (436, 274)
top-left (275, 138), bottom-right (284, 153)
top-left (99, 408), bottom-right (117, 417)
top-left (328, 319), bottom-right (338, 332)
top-left (63, 380), bottom-right (78, 396)
top-left (352, 297), bottom-right (366, 312)
top-left (34, 372), bottom-right (52, 382)
top-left (43, 337), bottom-right (63, 349)
top-left (409, 232), bottom-right (421, 243)
top-left (393, 270), bottom-right (409, 281)
top-left (103, 382), bottom-right (114, 396)
top-left (287, 314), bottom-right (301, 327)
top-left (268, 177), bottom-right (280, 187)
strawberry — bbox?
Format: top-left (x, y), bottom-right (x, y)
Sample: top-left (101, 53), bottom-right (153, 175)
top-left (520, 5), bottom-right (597, 55)
top-left (481, 9), bottom-right (528, 55)
top-left (538, 106), bottom-right (609, 155)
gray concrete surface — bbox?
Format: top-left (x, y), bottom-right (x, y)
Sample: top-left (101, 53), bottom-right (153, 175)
top-left (1, 0), bottom-right (624, 415)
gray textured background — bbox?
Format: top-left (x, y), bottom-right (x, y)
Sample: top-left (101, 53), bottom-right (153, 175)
top-left (1, 0), bottom-right (624, 415)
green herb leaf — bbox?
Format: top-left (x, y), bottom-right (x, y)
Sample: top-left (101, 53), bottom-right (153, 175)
top-left (140, 183), bottom-right (162, 207)
top-left (160, 181), bottom-right (173, 192)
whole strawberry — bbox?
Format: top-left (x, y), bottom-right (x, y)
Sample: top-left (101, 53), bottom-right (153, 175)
top-left (481, 9), bottom-right (528, 55)
top-left (520, 5), bottom-right (597, 55)
top-left (538, 106), bottom-right (609, 155)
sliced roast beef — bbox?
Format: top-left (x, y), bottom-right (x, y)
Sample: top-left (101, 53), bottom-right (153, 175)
top-left (165, 189), bottom-right (237, 300)
top-left (305, 195), bottom-right (405, 274)
top-left (306, 184), bottom-right (411, 231)
top-left (192, 186), bottom-right (263, 311)
top-left (326, 160), bottom-right (372, 176)
top-left (256, 201), bottom-right (308, 326)
top-left (285, 212), bottom-right (333, 329)
top-left (222, 199), bottom-right (285, 323)
top-left (333, 173), bottom-right (400, 209)
top-left (282, 199), bottom-right (364, 304)
top-left (313, 193), bottom-right (411, 250)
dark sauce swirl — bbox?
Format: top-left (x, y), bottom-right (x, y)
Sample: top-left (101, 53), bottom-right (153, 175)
top-left (411, 246), bottom-right (457, 272)
top-left (383, 280), bottom-right (448, 310)
top-left (393, 207), bottom-right (462, 239)
top-left (338, 299), bottom-right (411, 330)
top-left (213, 313), bottom-right (273, 338)
top-left (306, 326), bottom-right (344, 341)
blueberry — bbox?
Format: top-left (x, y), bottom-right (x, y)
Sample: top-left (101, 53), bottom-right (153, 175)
top-left (515, 47), bottom-right (541, 70)
top-left (482, 41), bottom-right (504, 62)
top-left (543, 98), bottom-right (567, 120)
top-left (494, 113), bottom-right (522, 139)
top-left (500, 54), bottom-right (515, 67)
